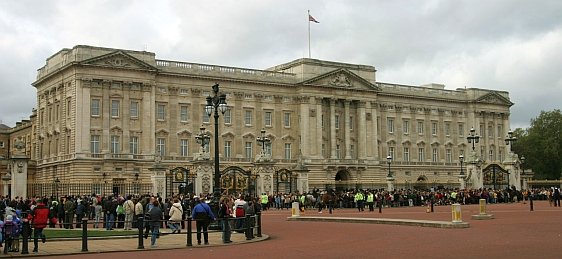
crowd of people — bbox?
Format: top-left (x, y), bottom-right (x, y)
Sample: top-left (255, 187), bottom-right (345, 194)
top-left (0, 186), bottom-right (560, 252)
top-left (0, 191), bottom-right (264, 252)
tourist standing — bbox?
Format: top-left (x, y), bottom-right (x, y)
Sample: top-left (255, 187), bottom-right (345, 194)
top-left (30, 198), bottom-right (49, 253)
top-left (168, 198), bottom-right (183, 233)
top-left (147, 200), bottom-right (162, 248)
top-left (191, 196), bottom-right (216, 245)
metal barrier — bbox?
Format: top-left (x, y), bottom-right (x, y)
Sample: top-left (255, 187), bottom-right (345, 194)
top-left (1, 210), bottom-right (263, 254)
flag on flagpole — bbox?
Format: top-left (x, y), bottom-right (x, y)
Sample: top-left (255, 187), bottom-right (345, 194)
top-left (309, 14), bottom-right (319, 23)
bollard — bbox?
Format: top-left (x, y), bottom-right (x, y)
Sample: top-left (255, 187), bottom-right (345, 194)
top-left (21, 219), bottom-right (30, 254)
top-left (451, 203), bottom-right (462, 223)
top-left (186, 216), bottom-right (193, 247)
top-left (137, 215), bottom-right (144, 249)
top-left (81, 218), bottom-right (88, 252)
top-left (479, 199), bottom-right (487, 215)
top-left (291, 202), bottom-right (300, 217)
top-left (530, 196), bottom-right (534, 211)
top-left (256, 211), bottom-right (262, 238)
top-left (245, 214), bottom-right (252, 240)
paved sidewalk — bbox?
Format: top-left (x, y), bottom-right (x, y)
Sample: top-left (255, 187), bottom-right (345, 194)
top-left (1, 229), bottom-right (268, 257)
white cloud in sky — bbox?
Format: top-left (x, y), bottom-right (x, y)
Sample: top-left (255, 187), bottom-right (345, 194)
top-left (0, 0), bottom-right (561, 129)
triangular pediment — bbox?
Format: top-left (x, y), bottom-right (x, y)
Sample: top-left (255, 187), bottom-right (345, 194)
top-left (80, 51), bottom-right (158, 71)
top-left (301, 68), bottom-right (381, 91)
top-left (475, 92), bottom-right (513, 106)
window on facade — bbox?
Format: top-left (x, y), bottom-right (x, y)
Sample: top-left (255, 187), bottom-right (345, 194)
top-left (431, 122), bottom-right (438, 135)
top-left (499, 149), bottom-right (503, 161)
top-left (284, 112), bottom-right (291, 128)
top-left (244, 110), bottom-right (253, 126)
top-left (284, 143), bottom-right (292, 160)
top-left (224, 109), bottom-right (232, 124)
top-left (418, 147), bottom-right (425, 161)
top-left (67, 98), bottom-right (71, 117)
top-left (403, 120), bottom-right (409, 134)
top-left (445, 123), bottom-right (450, 136)
top-left (111, 100), bottom-right (120, 118)
top-left (245, 142), bottom-right (253, 160)
top-left (321, 115), bottom-right (324, 129)
top-left (480, 125), bottom-right (485, 138)
top-left (202, 108), bottom-right (210, 123)
top-left (91, 99), bottom-right (101, 117)
top-left (497, 125), bottom-right (503, 138)
top-left (90, 135), bottom-right (100, 154)
top-left (265, 142), bottom-right (272, 156)
top-left (180, 105), bottom-right (189, 122)
top-left (417, 121), bottom-right (424, 134)
top-left (389, 147), bottom-right (395, 159)
top-left (404, 147), bottom-right (410, 162)
top-left (488, 125), bottom-right (494, 138)
top-left (460, 149), bottom-right (465, 156)
top-left (321, 144), bottom-right (326, 158)
top-left (265, 111), bottom-right (272, 127)
top-left (130, 101), bottom-right (139, 118)
top-left (157, 104), bottom-right (166, 121)
top-left (157, 138), bottom-right (166, 156)
top-left (489, 149), bottom-right (494, 161)
top-left (388, 118), bottom-right (394, 133)
top-left (56, 104), bottom-right (60, 121)
top-left (335, 115), bottom-right (340, 129)
top-left (180, 139), bottom-right (189, 157)
top-left (224, 141), bottom-right (232, 158)
top-left (336, 144), bottom-right (341, 159)
top-left (446, 149), bottom-right (452, 163)
top-left (66, 135), bottom-right (71, 154)
top-left (432, 148), bottom-right (438, 162)
top-left (110, 136), bottom-right (120, 154)
top-left (458, 124), bottom-right (464, 137)
top-left (48, 107), bottom-right (52, 122)
top-left (129, 136), bottom-right (139, 154)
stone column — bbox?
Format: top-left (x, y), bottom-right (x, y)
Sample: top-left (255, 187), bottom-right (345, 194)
top-left (330, 99), bottom-right (337, 159)
top-left (344, 100), bottom-right (351, 159)
top-left (299, 97), bottom-right (310, 156)
top-left (316, 98), bottom-right (323, 159)
top-left (358, 101), bottom-right (367, 159)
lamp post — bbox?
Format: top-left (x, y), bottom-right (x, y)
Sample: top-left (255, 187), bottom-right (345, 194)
top-left (205, 83), bottom-right (228, 194)
top-left (467, 127), bottom-right (480, 151)
top-left (504, 129), bottom-right (517, 152)
top-left (459, 155), bottom-right (464, 176)
top-left (195, 125), bottom-right (211, 152)
top-left (386, 155), bottom-right (392, 178)
top-left (256, 128), bottom-right (271, 154)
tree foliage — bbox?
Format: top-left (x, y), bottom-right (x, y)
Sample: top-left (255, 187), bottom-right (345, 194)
top-left (512, 109), bottom-right (562, 179)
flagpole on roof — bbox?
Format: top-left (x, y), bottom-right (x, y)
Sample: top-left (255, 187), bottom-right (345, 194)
top-left (308, 10), bottom-right (311, 58)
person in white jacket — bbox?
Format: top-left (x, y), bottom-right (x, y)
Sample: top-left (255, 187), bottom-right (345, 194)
top-left (168, 198), bottom-right (183, 233)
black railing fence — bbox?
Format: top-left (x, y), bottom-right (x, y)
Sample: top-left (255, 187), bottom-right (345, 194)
top-left (1, 210), bottom-right (263, 255)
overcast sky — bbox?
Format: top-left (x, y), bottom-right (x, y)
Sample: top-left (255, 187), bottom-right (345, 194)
top-left (1, 0), bottom-right (560, 129)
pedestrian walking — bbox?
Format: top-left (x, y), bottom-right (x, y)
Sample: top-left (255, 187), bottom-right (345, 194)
top-left (191, 196), bottom-right (216, 245)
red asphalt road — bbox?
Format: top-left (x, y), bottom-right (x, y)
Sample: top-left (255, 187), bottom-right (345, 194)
top-left (58, 201), bottom-right (561, 259)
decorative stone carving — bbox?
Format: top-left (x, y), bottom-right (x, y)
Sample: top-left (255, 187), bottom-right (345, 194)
top-left (330, 73), bottom-right (352, 87)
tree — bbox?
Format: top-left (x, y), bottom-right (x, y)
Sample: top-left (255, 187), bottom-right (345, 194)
top-left (512, 109), bottom-right (562, 179)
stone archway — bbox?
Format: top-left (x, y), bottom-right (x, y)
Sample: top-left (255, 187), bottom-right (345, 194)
top-left (335, 169), bottom-right (351, 191)
top-left (414, 175), bottom-right (429, 190)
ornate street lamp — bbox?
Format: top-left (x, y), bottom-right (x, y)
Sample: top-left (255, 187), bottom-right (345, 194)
top-left (386, 155), bottom-right (392, 178)
top-left (195, 125), bottom-right (211, 152)
top-left (459, 155), bottom-right (464, 176)
top-left (467, 127), bottom-right (480, 151)
top-left (504, 129), bottom-right (517, 151)
top-left (256, 128), bottom-right (271, 154)
top-left (205, 83), bottom-right (228, 193)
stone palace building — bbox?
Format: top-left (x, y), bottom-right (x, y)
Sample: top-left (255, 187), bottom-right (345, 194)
top-left (0, 45), bottom-right (528, 197)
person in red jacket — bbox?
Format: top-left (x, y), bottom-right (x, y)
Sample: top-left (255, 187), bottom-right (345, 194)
top-left (30, 198), bottom-right (49, 253)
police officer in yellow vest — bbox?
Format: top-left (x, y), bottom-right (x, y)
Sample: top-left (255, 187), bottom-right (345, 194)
top-left (354, 191), bottom-right (365, 212)
top-left (299, 194), bottom-right (306, 212)
top-left (261, 193), bottom-right (269, 211)
top-left (366, 191), bottom-right (375, 211)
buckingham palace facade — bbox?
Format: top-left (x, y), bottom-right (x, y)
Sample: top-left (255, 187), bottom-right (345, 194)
top-left (2, 45), bottom-right (523, 197)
